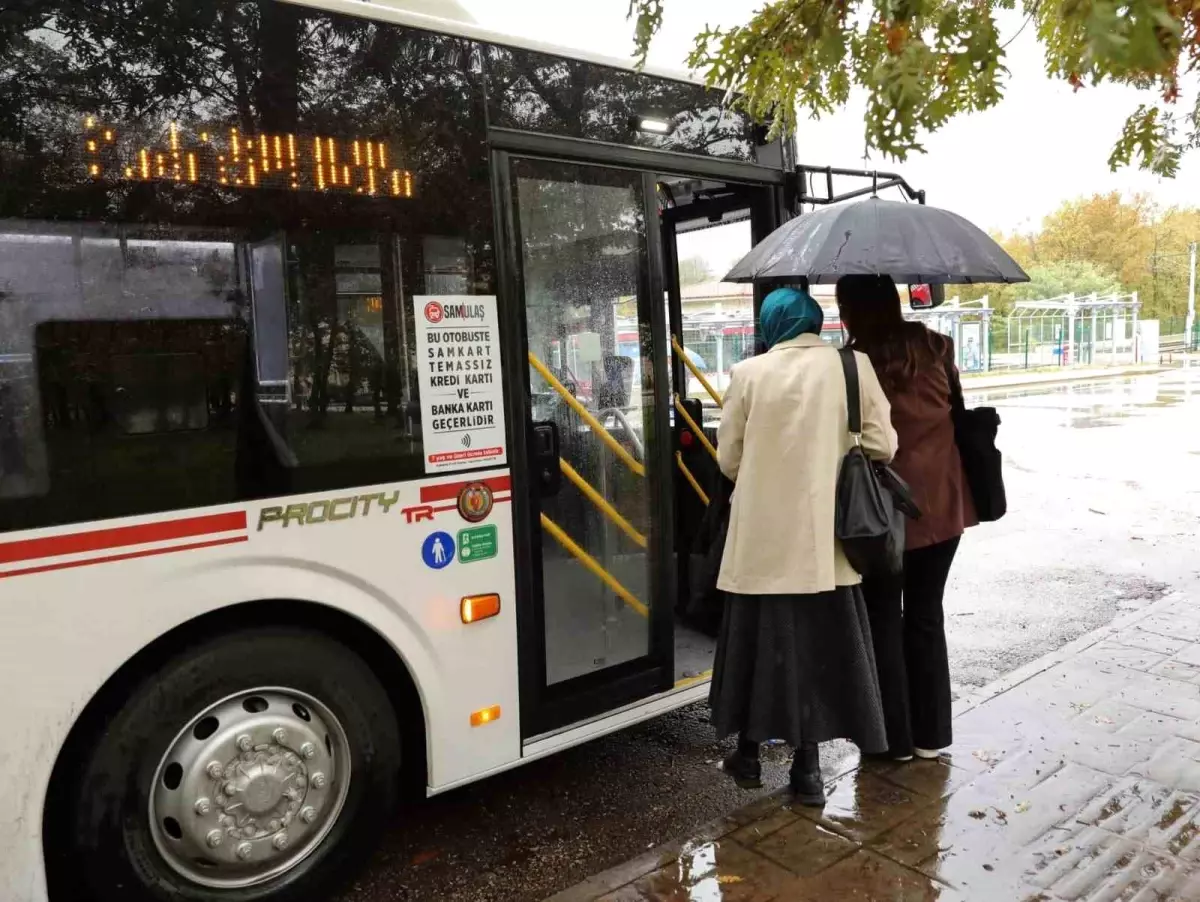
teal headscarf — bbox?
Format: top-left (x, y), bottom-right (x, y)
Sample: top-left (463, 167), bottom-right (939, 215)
top-left (759, 286), bottom-right (824, 349)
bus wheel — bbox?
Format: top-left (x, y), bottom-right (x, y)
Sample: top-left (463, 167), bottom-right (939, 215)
top-left (70, 627), bottom-right (401, 902)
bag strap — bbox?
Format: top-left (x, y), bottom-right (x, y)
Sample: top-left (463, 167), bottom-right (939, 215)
top-left (838, 347), bottom-right (862, 438)
top-left (943, 354), bottom-right (966, 413)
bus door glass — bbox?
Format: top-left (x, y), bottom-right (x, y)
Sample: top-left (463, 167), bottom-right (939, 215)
top-left (505, 157), bottom-right (674, 733)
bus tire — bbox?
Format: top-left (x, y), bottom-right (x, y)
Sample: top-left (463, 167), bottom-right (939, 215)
top-left (69, 626), bottom-right (401, 902)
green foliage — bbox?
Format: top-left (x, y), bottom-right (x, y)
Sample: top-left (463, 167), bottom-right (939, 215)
top-left (629, 0), bottom-right (1200, 176)
top-left (1014, 260), bottom-right (1124, 301)
top-left (961, 193), bottom-right (1200, 317)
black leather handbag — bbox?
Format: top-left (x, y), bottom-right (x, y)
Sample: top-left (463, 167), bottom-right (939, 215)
top-left (944, 359), bottom-right (1006, 522)
top-left (835, 349), bottom-right (920, 577)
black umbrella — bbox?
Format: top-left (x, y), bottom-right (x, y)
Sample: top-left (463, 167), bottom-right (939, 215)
top-left (724, 197), bottom-right (1029, 285)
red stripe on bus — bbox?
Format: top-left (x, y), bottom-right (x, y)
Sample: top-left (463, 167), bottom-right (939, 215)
top-left (420, 476), bottom-right (512, 504)
top-left (0, 536), bottom-right (249, 579)
top-left (0, 511), bottom-right (248, 565)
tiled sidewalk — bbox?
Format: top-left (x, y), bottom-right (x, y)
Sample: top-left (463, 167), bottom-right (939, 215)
top-left (547, 591), bottom-right (1200, 902)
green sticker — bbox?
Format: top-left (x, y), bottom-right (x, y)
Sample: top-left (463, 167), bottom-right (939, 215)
top-left (457, 525), bottom-right (498, 563)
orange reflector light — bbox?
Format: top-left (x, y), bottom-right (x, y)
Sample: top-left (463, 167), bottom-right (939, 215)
top-left (470, 705), bottom-right (501, 727)
top-left (461, 593), bottom-right (501, 624)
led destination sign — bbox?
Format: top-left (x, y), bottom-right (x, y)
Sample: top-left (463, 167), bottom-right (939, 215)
top-left (83, 118), bottom-right (414, 197)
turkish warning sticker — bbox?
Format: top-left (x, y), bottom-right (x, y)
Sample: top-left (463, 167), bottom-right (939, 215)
top-left (412, 295), bottom-right (508, 474)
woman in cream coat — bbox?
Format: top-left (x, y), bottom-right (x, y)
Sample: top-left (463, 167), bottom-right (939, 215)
top-left (710, 286), bottom-right (897, 806)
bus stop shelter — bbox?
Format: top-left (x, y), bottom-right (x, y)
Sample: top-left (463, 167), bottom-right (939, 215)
top-left (1005, 293), bottom-right (1141, 369)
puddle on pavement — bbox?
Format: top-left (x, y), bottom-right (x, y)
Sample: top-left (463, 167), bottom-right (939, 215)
top-left (970, 372), bottom-right (1195, 430)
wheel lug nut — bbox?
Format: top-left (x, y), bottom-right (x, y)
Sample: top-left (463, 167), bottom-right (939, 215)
top-left (206, 829), bottom-right (223, 848)
top-left (300, 806), bottom-right (317, 824)
top-left (236, 842), bottom-right (253, 860)
top-left (272, 728), bottom-right (288, 744)
top-left (300, 742), bottom-right (316, 759)
top-left (273, 832), bottom-right (290, 850)
top-left (206, 761), bottom-right (224, 779)
top-left (236, 734), bottom-right (253, 752)
top-left (310, 772), bottom-right (326, 789)
top-left (194, 797), bottom-right (212, 816)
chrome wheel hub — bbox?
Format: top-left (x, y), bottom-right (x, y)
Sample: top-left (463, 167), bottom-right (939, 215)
top-left (149, 688), bottom-right (351, 888)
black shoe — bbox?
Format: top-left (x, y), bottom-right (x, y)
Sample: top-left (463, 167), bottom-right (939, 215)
top-left (789, 742), bottom-right (826, 807)
top-left (721, 750), bottom-right (762, 789)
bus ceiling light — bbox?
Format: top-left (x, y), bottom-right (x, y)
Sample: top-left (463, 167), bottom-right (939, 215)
top-left (634, 116), bottom-right (672, 135)
top-left (470, 705), bottom-right (501, 727)
top-left (461, 593), bottom-right (501, 624)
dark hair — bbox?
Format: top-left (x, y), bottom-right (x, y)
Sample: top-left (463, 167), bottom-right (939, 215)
top-left (836, 274), bottom-right (948, 395)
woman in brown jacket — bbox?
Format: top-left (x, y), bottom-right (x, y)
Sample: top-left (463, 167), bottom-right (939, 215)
top-left (837, 274), bottom-right (977, 761)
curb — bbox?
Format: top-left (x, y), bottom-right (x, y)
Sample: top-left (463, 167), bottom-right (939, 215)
top-left (961, 365), bottom-right (1167, 392)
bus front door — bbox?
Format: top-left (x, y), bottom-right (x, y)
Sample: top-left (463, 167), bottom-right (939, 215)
top-left (499, 155), bottom-right (676, 737)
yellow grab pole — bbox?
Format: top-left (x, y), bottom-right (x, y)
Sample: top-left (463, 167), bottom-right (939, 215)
top-left (674, 451), bottom-right (710, 506)
top-left (539, 513), bottom-right (649, 619)
top-left (672, 335), bottom-right (723, 408)
top-left (559, 459), bottom-right (647, 548)
top-left (673, 394), bottom-right (719, 462)
top-left (528, 352), bottom-right (645, 477)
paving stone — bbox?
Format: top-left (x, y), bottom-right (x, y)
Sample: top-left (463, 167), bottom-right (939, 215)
top-left (1112, 629), bottom-right (1191, 656)
top-left (795, 770), bottom-right (933, 844)
top-left (1169, 642), bottom-right (1200, 668)
top-left (625, 839), bottom-right (798, 901)
top-left (1138, 614), bottom-right (1200, 644)
top-left (1150, 658), bottom-right (1200, 684)
top-left (1060, 711), bottom-right (1187, 777)
top-left (753, 817), bottom-right (859, 877)
top-left (785, 849), bottom-right (963, 901)
top-left (1066, 695), bottom-right (1148, 733)
top-left (1079, 641), bottom-right (1169, 674)
top-left (727, 807), bottom-right (800, 847)
top-left (881, 759), bottom-right (979, 800)
top-left (1071, 775), bottom-right (1200, 848)
top-left (1021, 821), bottom-right (1200, 900)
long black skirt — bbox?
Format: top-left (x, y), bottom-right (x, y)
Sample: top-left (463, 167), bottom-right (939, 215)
top-left (709, 586), bottom-right (888, 752)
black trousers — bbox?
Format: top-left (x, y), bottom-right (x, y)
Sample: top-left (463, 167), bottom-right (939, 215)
top-left (861, 536), bottom-right (960, 755)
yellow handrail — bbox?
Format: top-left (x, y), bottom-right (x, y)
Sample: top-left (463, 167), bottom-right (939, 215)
top-left (674, 452), bottom-right (710, 506)
top-left (528, 352), bottom-right (645, 478)
top-left (540, 514), bottom-right (649, 618)
top-left (672, 335), bottom-right (723, 409)
top-left (559, 459), bottom-right (648, 548)
top-left (673, 394), bottom-right (719, 462)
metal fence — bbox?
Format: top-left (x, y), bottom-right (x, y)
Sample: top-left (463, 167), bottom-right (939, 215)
top-left (1160, 315), bottom-right (1200, 352)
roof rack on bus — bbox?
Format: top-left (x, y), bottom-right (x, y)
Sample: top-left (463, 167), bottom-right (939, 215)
top-left (796, 164), bottom-right (926, 207)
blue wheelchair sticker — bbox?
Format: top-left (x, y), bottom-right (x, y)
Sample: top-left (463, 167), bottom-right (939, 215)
top-left (421, 531), bottom-right (455, 570)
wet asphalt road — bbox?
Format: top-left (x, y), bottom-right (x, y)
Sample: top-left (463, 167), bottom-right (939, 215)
top-left (338, 364), bottom-right (1200, 902)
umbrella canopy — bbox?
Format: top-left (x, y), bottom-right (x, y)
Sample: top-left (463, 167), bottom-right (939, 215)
top-left (724, 197), bottom-right (1029, 286)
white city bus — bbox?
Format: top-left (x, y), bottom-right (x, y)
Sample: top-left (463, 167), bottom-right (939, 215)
top-left (0, 2), bottom-right (800, 900)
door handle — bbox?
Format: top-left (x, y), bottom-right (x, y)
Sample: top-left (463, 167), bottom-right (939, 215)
top-left (530, 421), bottom-right (562, 496)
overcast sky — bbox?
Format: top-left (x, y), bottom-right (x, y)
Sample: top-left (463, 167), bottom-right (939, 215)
top-left (460, 0), bottom-right (1200, 238)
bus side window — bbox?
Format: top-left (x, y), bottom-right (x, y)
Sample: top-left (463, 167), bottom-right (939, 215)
top-left (27, 318), bottom-right (247, 527)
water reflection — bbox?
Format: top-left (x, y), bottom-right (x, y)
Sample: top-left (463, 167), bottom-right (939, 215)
top-left (625, 760), bottom-right (957, 900)
top-left (969, 368), bottom-right (1198, 431)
